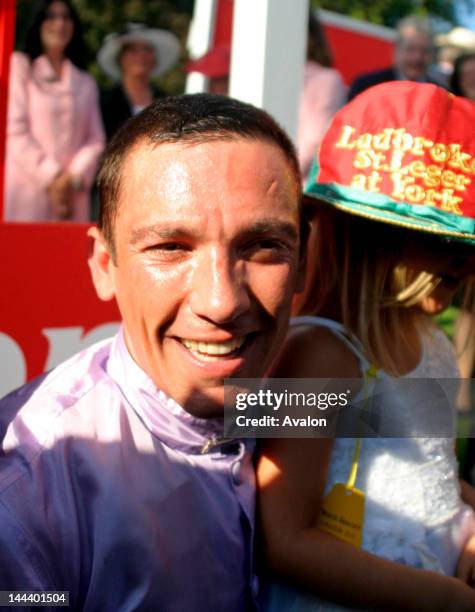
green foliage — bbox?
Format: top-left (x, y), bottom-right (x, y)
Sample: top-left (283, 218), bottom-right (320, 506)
top-left (311, 0), bottom-right (475, 28)
top-left (14, 0), bottom-right (194, 94)
top-left (436, 305), bottom-right (459, 341)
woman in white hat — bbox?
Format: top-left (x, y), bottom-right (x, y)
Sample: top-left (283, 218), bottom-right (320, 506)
top-left (98, 23), bottom-right (180, 140)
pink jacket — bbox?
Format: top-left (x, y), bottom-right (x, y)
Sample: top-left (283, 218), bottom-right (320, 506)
top-left (5, 52), bottom-right (105, 222)
top-left (297, 61), bottom-right (347, 181)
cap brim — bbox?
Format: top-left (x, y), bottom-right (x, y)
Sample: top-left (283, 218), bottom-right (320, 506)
top-left (305, 184), bottom-right (475, 245)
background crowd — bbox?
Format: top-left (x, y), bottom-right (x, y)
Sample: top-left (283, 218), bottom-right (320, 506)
top-left (6, 0), bottom-right (475, 223)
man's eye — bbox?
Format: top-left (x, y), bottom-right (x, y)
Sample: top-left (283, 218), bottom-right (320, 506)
top-left (244, 239), bottom-right (292, 260)
top-left (157, 243), bottom-right (185, 251)
top-left (144, 243), bottom-right (190, 258)
top-left (248, 240), bottom-right (273, 250)
top-left (252, 238), bottom-right (289, 251)
top-left (147, 242), bottom-right (187, 252)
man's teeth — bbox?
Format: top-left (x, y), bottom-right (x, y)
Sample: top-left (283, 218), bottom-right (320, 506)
top-left (181, 337), bottom-right (245, 359)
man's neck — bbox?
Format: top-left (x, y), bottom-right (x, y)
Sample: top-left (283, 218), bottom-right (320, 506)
top-left (395, 68), bottom-right (427, 83)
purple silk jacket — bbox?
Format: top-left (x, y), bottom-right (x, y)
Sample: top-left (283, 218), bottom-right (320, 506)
top-left (0, 329), bottom-right (257, 611)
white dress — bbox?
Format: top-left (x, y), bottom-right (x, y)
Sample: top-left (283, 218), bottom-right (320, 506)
top-left (261, 316), bottom-right (475, 612)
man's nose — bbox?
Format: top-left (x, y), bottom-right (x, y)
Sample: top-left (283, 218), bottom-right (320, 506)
top-left (189, 250), bottom-right (250, 324)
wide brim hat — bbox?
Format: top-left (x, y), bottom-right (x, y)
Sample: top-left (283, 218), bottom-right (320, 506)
top-left (98, 23), bottom-right (180, 80)
top-left (305, 81), bottom-right (475, 245)
top-left (436, 27), bottom-right (475, 51)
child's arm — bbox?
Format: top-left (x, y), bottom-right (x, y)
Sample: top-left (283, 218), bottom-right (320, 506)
top-left (258, 438), bottom-right (475, 611)
top-left (258, 325), bottom-right (475, 611)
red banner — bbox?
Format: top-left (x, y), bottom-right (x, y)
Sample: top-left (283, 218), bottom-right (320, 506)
top-left (0, 224), bottom-right (120, 396)
top-left (324, 21), bottom-right (394, 85)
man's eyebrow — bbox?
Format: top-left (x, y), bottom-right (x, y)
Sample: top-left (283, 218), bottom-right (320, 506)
top-left (130, 225), bottom-right (196, 245)
top-left (244, 220), bottom-right (299, 243)
top-left (129, 220), bottom-right (299, 246)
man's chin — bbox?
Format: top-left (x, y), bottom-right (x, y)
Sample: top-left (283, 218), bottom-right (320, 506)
top-left (180, 387), bottom-right (226, 419)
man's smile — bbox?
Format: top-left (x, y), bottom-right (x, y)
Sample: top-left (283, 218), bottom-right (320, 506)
top-left (180, 336), bottom-right (247, 361)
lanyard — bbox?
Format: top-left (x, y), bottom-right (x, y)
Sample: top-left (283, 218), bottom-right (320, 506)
top-left (346, 365), bottom-right (379, 489)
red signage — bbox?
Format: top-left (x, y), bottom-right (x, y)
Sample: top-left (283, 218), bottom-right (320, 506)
top-left (320, 10), bottom-right (395, 85)
top-left (0, 224), bottom-right (120, 396)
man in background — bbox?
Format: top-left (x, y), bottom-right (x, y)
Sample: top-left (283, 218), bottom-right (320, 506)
top-left (348, 16), bottom-right (440, 100)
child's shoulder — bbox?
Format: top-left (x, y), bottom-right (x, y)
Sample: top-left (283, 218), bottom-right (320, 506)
top-left (416, 322), bottom-right (459, 378)
top-left (272, 318), bottom-right (362, 379)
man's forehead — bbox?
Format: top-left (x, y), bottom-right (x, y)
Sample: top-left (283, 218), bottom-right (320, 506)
top-left (122, 136), bottom-right (292, 168)
top-left (111, 137), bottom-right (301, 244)
top-left (399, 29), bottom-right (432, 47)
top-left (118, 137), bottom-right (300, 203)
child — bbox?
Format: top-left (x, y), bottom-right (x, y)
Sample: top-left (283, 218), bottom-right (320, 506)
top-left (258, 82), bottom-right (475, 611)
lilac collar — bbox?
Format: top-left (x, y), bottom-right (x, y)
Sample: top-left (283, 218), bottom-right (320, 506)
top-left (106, 328), bottom-right (226, 454)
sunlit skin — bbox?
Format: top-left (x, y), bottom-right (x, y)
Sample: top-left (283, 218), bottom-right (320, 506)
top-left (40, 1), bottom-right (73, 58)
top-left (89, 139), bottom-right (305, 417)
top-left (395, 30), bottom-right (434, 81)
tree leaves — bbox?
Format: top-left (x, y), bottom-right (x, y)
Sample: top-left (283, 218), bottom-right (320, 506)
top-left (311, 0), bottom-right (475, 27)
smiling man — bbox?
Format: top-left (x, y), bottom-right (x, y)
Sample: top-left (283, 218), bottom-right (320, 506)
top-left (0, 95), bottom-right (306, 611)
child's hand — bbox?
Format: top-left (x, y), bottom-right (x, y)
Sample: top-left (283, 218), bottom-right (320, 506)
top-left (456, 534), bottom-right (475, 586)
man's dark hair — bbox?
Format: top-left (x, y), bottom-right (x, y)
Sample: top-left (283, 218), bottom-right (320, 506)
top-left (24, 0), bottom-right (89, 70)
top-left (97, 94), bottom-right (302, 256)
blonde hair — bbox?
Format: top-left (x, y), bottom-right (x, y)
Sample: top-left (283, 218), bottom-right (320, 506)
top-left (297, 205), bottom-right (474, 375)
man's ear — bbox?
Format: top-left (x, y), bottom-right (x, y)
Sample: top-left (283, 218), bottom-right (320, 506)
top-left (87, 226), bottom-right (116, 301)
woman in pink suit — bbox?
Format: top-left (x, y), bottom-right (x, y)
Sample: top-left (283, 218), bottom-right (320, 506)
top-left (5, 0), bottom-right (105, 222)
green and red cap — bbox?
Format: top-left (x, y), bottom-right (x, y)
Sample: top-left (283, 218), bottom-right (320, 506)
top-left (306, 81), bottom-right (475, 244)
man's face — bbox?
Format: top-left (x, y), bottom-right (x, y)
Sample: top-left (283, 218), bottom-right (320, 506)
top-left (90, 138), bottom-right (304, 417)
top-left (395, 30), bottom-right (433, 81)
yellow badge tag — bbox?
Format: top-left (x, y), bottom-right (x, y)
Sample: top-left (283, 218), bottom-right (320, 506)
top-left (317, 483), bottom-right (365, 547)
